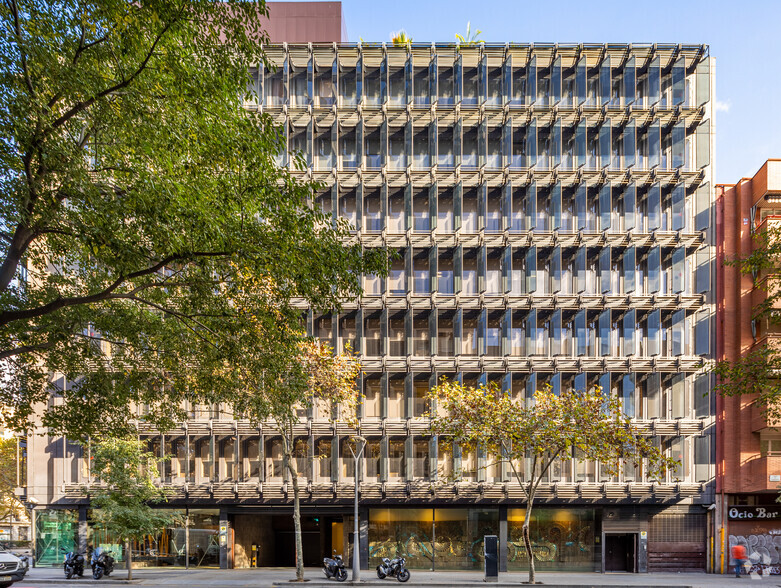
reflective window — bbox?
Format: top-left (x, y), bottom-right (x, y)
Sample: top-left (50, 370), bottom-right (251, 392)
top-left (388, 439), bottom-right (406, 480)
top-left (413, 67), bottom-right (429, 105)
top-left (389, 316), bottom-right (406, 356)
top-left (463, 255), bottom-right (478, 295)
top-left (462, 314), bottom-right (478, 355)
top-left (339, 68), bottom-right (357, 106)
top-left (462, 68), bottom-right (478, 105)
top-left (413, 130), bottom-right (430, 169)
top-left (413, 193), bottom-right (429, 232)
top-left (438, 192), bottom-right (454, 232)
top-left (438, 315), bottom-right (455, 356)
top-left (364, 68), bottom-right (381, 105)
top-left (388, 379), bottom-right (404, 419)
top-left (315, 70), bottom-right (334, 106)
top-left (507, 509), bottom-right (596, 572)
top-left (364, 316), bottom-right (381, 355)
top-left (387, 192), bottom-right (404, 233)
top-left (438, 67), bottom-right (454, 105)
top-left (388, 68), bottom-right (405, 105)
top-left (462, 191), bottom-right (478, 232)
top-left (389, 256), bottom-right (405, 296)
top-left (363, 379), bottom-right (381, 419)
top-left (413, 255), bottom-right (430, 295)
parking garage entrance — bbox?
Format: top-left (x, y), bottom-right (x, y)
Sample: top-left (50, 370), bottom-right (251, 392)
top-left (232, 513), bottom-right (344, 568)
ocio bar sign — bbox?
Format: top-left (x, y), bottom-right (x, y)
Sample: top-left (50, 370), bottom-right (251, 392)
top-left (728, 506), bottom-right (781, 520)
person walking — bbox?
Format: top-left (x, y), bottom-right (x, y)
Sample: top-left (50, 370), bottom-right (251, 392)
top-left (731, 543), bottom-right (749, 578)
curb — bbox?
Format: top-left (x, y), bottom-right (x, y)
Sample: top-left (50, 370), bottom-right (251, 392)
top-left (272, 585), bottom-right (696, 588)
top-left (22, 579), bottom-right (142, 585)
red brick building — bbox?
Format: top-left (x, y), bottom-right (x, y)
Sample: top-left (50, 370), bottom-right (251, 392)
top-left (716, 159), bottom-right (781, 573)
top-left (264, 2), bottom-right (346, 43)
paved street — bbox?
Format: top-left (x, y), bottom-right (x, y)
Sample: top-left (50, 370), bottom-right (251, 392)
top-left (9, 566), bottom-right (781, 588)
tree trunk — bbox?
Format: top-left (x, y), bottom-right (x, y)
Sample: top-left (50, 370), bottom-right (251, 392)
top-left (283, 429), bottom-right (305, 582)
top-left (524, 496), bottom-right (535, 584)
top-left (125, 540), bottom-right (133, 581)
top-left (291, 470), bottom-right (304, 581)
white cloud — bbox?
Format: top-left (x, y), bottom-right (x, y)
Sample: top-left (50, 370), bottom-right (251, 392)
top-left (715, 99), bottom-right (731, 113)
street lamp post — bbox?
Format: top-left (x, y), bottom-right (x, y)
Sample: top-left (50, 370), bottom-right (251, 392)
top-left (348, 436), bottom-right (366, 582)
top-left (25, 498), bottom-right (38, 568)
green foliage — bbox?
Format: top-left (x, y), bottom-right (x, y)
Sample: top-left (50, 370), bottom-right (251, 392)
top-left (0, 0), bottom-right (387, 438)
top-left (429, 381), bottom-right (673, 485)
top-left (455, 22), bottom-right (482, 45)
top-left (0, 437), bottom-right (24, 522)
top-left (230, 335), bottom-right (361, 581)
top-left (428, 380), bottom-right (675, 583)
top-left (390, 30), bottom-right (412, 48)
top-left (87, 437), bottom-right (179, 543)
top-left (714, 226), bottom-right (781, 420)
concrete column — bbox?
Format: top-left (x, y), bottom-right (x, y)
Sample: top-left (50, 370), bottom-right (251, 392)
top-left (359, 507), bottom-right (369, 570)
top-left (78, 506), bottom-right (88, 554)
top-left (498, 506), bottom-right (508, 572)
top-left (638, 531), bottom-right (648, 573)
top-left (219, 509), bottom-right (230, 569)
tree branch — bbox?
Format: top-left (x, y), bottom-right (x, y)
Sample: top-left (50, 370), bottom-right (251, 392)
top-left (8, 0), bottom-right (35, 97)
top-left (0, 340), bottom-right (57, 361)
top-left (0, 252), bottom-right (228, 327)
top-left (44, 15), bottom-right (179, 141)
top-left (122, 294), bottom-right (219, 347)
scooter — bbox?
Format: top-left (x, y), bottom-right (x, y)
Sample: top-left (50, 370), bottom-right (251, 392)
top-left (63, 549), bottom-right (85, 579)
top-left (322, 552), bottom-right (347, 582)
top-left (90, 547), bottom-right (115, 580)
top-left (376, 556), bottom-right (410, 582)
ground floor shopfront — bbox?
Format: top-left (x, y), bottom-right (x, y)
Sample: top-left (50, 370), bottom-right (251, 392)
top-left (32, 503), bottom-right (708, 573)
top-left (724, 499), bottom-right (781, 575)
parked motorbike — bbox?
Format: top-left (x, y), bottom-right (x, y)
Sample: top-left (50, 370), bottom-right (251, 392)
top-left (322, 552), bottom-right (347, 582)
top-left (376, 556), bottom-right (410, 582)
top-left (90, 547), bottom-right (115, 580)
top-left (63, 549), bottom-right (85, 579)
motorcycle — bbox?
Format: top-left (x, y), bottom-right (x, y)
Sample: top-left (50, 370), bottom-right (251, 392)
top-left (322, 552), bottom-right (347, 582)
top-left (63, 549), bottom-right (85, 579)
top-left (90, 547), bottom-right (115, 580)
top-left (376, 556), bottom-right (410, 582)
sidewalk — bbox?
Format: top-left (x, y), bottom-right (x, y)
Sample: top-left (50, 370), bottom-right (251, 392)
top-left (19, 566), bottom-right (776, 587)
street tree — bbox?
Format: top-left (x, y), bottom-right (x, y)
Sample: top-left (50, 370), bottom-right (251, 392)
top-left (714, 226), bottom-right (781, 421)
top-left (230, 324), bottom-right (362, 582)
top-left (0, 0), bottom-right (386, 438)
top-left (428, 380), bottom-right (676, 584)
top-left (225, 333), bottom-right (360, 581)
top-left (88, 436), bottom-right (180, 580)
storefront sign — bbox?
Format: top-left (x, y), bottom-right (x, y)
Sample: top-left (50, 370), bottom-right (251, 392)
top-left (728, 506), bottom-right (781, 520)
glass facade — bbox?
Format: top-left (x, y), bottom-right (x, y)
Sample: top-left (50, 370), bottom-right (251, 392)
top-left (507, 508), bottom-right (597, 572)
top-left (35, 508), bottom-right (220, 569)
top-left (368, 508), bottom-right (499, 570)
top-left (367, 507), bottom-right (596, 571)
top-left (35, 509), bottom-right (77, 566)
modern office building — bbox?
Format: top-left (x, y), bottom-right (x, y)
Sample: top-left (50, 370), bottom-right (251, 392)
top-left (716, 159), bottom-right (781, 575)
top-left (23, 39), bottom-right (717, 574)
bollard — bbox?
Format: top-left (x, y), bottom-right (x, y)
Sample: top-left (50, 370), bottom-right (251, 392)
top-left (484, 535), bottom-right (498, 582)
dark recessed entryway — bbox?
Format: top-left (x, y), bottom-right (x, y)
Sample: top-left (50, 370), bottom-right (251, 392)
top-left (232, 513), bottom-right (344, 568)
top-left (604, 533), bottom-right (636, 572)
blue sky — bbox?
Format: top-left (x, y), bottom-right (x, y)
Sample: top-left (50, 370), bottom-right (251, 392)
top-left (339, 0), bottom-right (781, 184)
